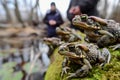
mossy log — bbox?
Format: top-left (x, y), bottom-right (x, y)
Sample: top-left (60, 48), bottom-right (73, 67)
top-left (45, 32), bottom-right (120, 80)
top-left (45, 48), bottom-right (120, 80)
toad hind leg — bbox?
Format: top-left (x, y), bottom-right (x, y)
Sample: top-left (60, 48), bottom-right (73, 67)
top-left (67, 59), bottom-right (92, 79)
top-left (97, 35), bottom-right (116, 48)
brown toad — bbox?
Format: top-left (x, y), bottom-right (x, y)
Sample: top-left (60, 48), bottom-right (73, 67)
top-left (72, 14), bottom-right (120, 50)
top-left (58, 43), bottom-right (111, 79)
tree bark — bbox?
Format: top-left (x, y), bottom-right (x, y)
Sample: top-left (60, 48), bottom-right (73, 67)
top-left (29, 0), bottom-right (39, 24)
top-left (14, 0), bottom-right (25, 27)
top-left (1, 0), bottom-right (12, 22)
top-left (103, 0), bottom-right (108, 18)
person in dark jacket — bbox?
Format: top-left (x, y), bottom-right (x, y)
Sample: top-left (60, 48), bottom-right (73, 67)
top-left (43, 2), bottom-right (64, 37)
top-left (67, 0), bottom-right (99, 32)
top-left (67, 0), bottom-right (99, 21)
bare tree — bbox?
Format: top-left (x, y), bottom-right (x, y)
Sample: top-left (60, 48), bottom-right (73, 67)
top-left (110, 1), bottom-right (120, 22)
top-left (38, 0), bottom-right (43, 22)
top-left (14, 0), bottom-right (25, 27)
top-left (24, 0), bottom-right (28, 7)
top-left (1, 0), bottom-right (12, 22)
top-left (29, 0), bottom-right (39, 24)
top-left (101, 0), bottom-right (108, 18)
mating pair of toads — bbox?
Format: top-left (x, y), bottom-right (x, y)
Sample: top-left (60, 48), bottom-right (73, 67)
top-left (44, 14), bottom-right (120, 79)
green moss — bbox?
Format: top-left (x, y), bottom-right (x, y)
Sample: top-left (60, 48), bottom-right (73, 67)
top-left (45, 49), bottom-right (120, 80)
top-left (45, 48), bottom-right (63, 80)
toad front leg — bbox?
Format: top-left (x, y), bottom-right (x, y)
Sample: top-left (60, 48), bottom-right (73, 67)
top-left (61, 57), bottom-right (70, 77)
top-left (97, 34), bottom-right (115, 48)
top-left (67, 58), bottom-right (92, 79)
top-left (97, 33), bottom-right (120, 50)
top-left (59, 49), bottom-right (81, 77)
top-left (98, 48), bottom-right (111, 66)
top-left (110, 44), bottom-right (120, 50)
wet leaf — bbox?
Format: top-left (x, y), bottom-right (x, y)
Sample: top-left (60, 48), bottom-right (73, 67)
top-left (23, 62), bottom-right (40, 73)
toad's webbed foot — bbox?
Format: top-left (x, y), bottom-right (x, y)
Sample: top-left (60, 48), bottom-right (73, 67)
top-left (69, 35), bottom-right (75, 42)
top-left (66, 65), bottom-right (90, 79)
top-left (84, 37), bottom-right (90, 43)
top-left (61, 66), bottom-right (70, 77)
top-left (110, 44), bottom-right (120, 50)
top-left (66, 73), bottom-right (77, 80)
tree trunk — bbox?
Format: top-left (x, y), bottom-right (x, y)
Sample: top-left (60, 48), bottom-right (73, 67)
top-left (103, 0), bottom-right (108, 18)
top-left (110, 1), bottom-right (120, 22)
top-left (29, 0), bottom-right (39, 25)
top-left (14, 0), bottom-right (25, 27)
top-left (1, 0), bottom-right (12, 22)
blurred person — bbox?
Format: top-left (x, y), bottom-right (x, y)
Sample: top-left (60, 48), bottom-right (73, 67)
top-left (67, 0), bottom-right (99, 30)
top-left (43, 2), bottom-right (64, 37)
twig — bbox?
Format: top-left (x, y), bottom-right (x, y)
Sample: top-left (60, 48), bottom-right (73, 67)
top-left (25, 46), bottom-right (41, 80)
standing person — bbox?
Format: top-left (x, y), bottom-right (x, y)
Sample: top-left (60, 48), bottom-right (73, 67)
top-left (67, 0), bottom-right (99, 30)
top-left (43, 2), bottom-right (64, 37)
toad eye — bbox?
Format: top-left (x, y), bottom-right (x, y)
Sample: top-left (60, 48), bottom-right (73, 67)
top-left (73, 17), bottom-right (81, 22)
top-left (87, 18), bottom-right (94, 24)
top-left (60, 48), bottom-right (65, 51)
top-left (75, 46), bottom-right (80, 50)
top-left (59, 46), bottom-right (68, 51)
top-left (81, 16), bottom-right (87, 20)
top-left (61, 28), bottom-right (64, 30)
